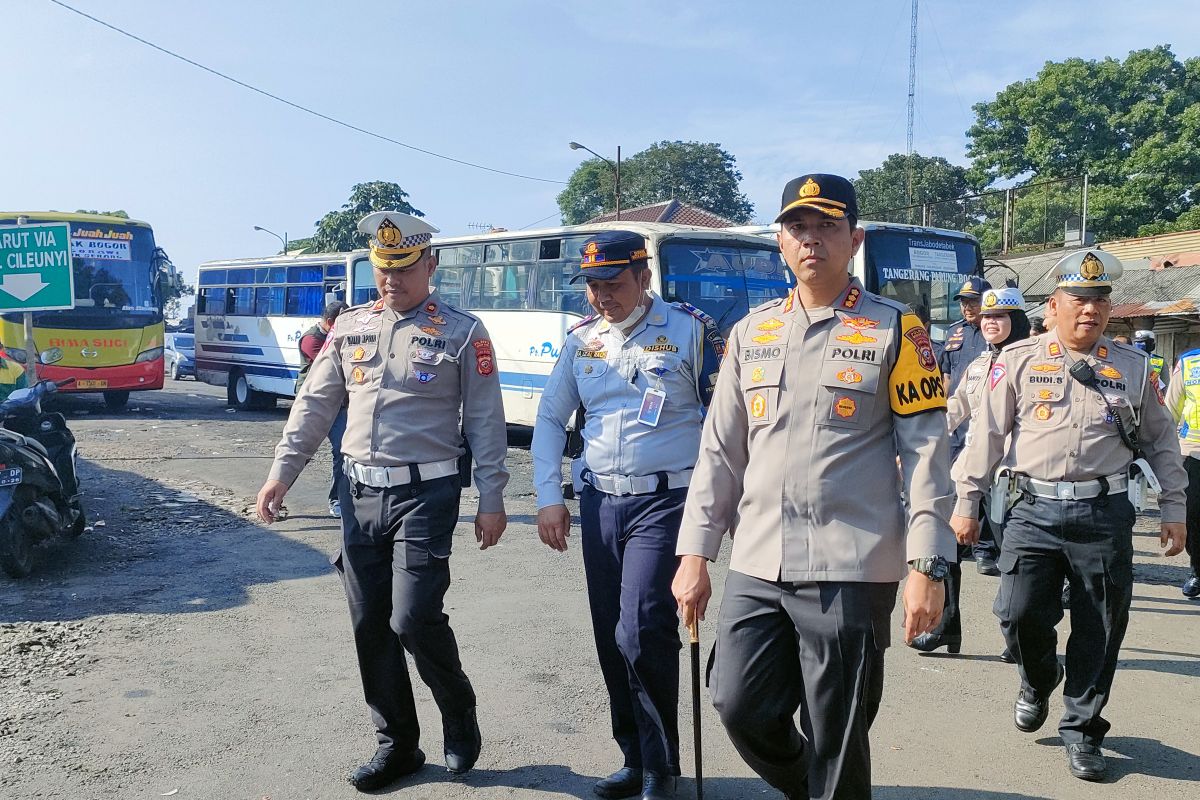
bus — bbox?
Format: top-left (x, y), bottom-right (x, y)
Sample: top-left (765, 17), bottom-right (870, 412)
top-left (726, 221), bottom-right (985, 341)
top-left (346, 222), bottom-right (792, 426)
top-left (193, 252), bottom-right (352, 409)
top-left (0, 212), bottom-right (178, 410)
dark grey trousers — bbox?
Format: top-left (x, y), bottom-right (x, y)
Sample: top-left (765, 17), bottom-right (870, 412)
top-left (710, 571), bottom-right (897, 800)
top-left (995, 492), bottom-right (1134, 746)
top-left (332, 474), bottom-right (476, 754)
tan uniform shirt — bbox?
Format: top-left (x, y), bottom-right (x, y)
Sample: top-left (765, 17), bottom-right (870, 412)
top-left (268, 290), bottom-right (510, 512)
top-left (676, 279), bottom-right (957, 583)
top-left (954, 333), bottom-right (1186, 522)
top-left (947, 349), bottom-right (992, 434)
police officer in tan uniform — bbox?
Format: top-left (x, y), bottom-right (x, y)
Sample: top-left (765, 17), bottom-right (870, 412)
top-left (256, 212), bottom-right (509, 792)
top-left (952, 248), bottom-right (1186, 782)
top-left (672, 174), bottom-right (956, 800)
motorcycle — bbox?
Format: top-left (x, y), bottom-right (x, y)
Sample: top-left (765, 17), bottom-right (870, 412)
top-left (0, 378), bottom-right (85, 578)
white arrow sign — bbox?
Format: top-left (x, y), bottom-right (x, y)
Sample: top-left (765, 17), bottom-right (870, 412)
top-left (0, 273), bottom-right (49, 301)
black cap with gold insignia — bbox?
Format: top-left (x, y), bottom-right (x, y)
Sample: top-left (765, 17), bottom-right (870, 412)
top-left (775, 173), bottom-right (859, 223)
top-left (358, 211), bottom-right (440, 270)
top-left (1053, 248), bottom-right (1123, 297)
top-left (569, 230), bottom-right (650, 283)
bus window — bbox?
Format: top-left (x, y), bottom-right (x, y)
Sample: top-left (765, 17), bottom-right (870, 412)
top-left (659, 242), bottom-right (791, 333)
top-left (199, 270), bottom-right (226, 287)
top-left (285, 286), bottom-right (324, 316)
top-left (533, 261), bottom-right (588, 315)
top-left (198, 287), bottom-right (225, 315)
top-left (538, 239), bottom-right (562, 260)
top-left (433, 265), bottom-right (465, 306)
top-left (509, 240), bottom-right (536, 262)
top-left (230, 287), bottom-right (255, 316)
top-left (287, 265), bottom-right (323, 284)
top-left (862, 229), bottom-right (981, 332)
top-left (255, 286), bottom-right (284, 316)
top-left (325, 263), bottom-right (346, 279)
top-left (350, 256), bottom-right (378, 305)
top-left (227, 268), bottom-right (255, 285)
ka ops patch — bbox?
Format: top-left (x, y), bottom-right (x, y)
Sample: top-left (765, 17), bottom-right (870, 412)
top-left (889, 313), bottom-right (947, 416)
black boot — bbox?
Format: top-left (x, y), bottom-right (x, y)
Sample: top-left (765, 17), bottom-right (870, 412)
top-left (443, 707), bottom-right (481, 774)
top-left (593, 767), bottom-right (643, 799)
top-left (641, 772), bottom-right (677, 800)
top-left (908, 632), bottom-right (962, 653)
top-left (348, 747), bottom-right (425, 792)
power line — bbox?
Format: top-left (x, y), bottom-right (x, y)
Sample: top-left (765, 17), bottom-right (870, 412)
top-left (44, 0), bottom-right (566, 185)
top-left (519, 211), bottom-right (564, 230)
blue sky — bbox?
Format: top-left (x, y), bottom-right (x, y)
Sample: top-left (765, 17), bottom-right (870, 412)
top-left (3, 0), bottom-right (1198, 287)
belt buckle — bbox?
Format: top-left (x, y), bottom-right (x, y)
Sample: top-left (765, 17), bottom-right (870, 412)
top-left (1055, 481), bottom-right (1075, 500)
top-left (613, 475), bottom-right (634, 496)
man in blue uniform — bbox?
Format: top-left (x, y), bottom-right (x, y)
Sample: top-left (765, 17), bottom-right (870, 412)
top-left (532, 230), bottom-right (723, 800)
top-left (939, 276), bottom-right (999, 573)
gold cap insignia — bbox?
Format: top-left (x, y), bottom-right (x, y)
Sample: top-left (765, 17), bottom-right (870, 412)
top-left (983, 293), bottom-right (998, 308)
top-left (585, 241), bottom-right (599, 255)
top-left (1080, 252), bottom-right (1104, 280)
top-left (377, 218), bottom-right (402, 247)
top-left (799, 178), bottom-right (821, 198)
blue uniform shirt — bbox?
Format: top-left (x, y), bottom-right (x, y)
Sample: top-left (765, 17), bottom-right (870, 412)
top-left (938, 319), bottom-right (988, 453)
top-left (532, 292), bottom-right (724, 508)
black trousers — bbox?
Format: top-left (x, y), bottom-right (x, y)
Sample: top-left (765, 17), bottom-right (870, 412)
top-left (332, 474), bottom-right (475, 754)
top-left (995, 492), bottom-right (1134, 746)
top-left (1183, 457), bottom-right (1200, 576)
top-left (580, 485), bottom-right (685, 776)
top-left (710, 572), bottom-right (897, 800)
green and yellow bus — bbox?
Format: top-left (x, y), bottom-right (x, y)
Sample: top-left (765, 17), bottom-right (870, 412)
top-left (0, 212), bottom-right (178, 410)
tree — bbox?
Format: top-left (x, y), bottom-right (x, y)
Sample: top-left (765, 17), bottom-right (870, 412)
top-left (75, 209), bottom-right (130, 218)
top-left (557, 141), bottom-right (754, 224)
top-left (308, 182), bottom-right (424, 252)
top-left (966, 46), bottom-right (1200, 240)
top-left (853, 153), bottom-right (976, 225)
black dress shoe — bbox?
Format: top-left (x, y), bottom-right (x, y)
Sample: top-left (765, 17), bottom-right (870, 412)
top-left (349, 747), bottom-right (426, 792)
top-left (1066, 743), bottom-right (1106, 781)
top-left (443, 707), bottom-right (481, 774)
top-left (641, 772), bottom-right (677, 800)
top-left (1014, 662), bottom-right (1064, 733)
top-left (908, 632), bottom-right (962, 654)
top-left (976, 556), bottom-right (1001, 576)
top-left (1182, 574), bottom-right (1200, 599)
top-left (593, 767), bottom-right (643, 799)
top-left (999, 647), bottom-right (1016, 664)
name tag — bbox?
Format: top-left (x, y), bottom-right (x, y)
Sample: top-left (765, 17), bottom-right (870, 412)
top-left (637, 387), bottom-right (667, 427)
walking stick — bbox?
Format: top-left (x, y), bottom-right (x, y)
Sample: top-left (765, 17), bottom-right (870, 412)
top-left (689, 617), bottom-right (704, 800)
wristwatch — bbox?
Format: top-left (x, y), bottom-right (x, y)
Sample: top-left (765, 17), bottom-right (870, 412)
top-left (907, 556), bottom-right (950, 581)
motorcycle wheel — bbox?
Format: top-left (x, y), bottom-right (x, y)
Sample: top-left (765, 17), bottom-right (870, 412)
top-left (0, 513), bottom-right (34, 578)
top-left (67, 497), bottom-right (86, 538)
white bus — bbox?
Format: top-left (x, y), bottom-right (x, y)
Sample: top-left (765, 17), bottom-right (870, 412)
top-left (343, 221), bottom-right (792, 426)
top-left (193, 252), bottom-right (352, 409)
top-left (726, 221), bottom-right (985, 340)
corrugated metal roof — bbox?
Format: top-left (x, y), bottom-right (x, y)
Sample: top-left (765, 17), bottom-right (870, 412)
top-left (587, 199), bottom-right (738, 228)
top-left (1107, 265), bottom-right (1200, 318)
top-left (1102, 229), bottom-right (1200, 261)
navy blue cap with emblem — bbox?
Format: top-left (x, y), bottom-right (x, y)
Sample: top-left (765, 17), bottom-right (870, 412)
top-left (954, 276), bottom-right (992, 300)
top-left (570, 230), bottom-right (650, 283)
top-left (775, 174), bottom-right (859, 223)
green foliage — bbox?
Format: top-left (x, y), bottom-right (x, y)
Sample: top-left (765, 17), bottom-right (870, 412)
top-left (309, 182), bottom-right (424, 252)
top-left (967, 46), bottom-right (1200, 240)
top-left (854, 153), bottom-right (976, 224)
top-left (286, 236), bottom-right (316, 254)
top-left (1138, 204), bottom-right (1200, 236)
top-left (558, 141), bottom-right (754, 225)
top-left (74, 209), bottom-right (130, 219)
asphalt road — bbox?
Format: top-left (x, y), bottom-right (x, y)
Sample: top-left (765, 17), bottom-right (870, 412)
top-left (1, 378), bottom-right (1197, 799)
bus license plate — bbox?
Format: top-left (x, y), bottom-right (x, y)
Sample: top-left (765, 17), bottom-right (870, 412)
top-left (0, 467), bottom-right (22, 487)
top-left (76, 380), bottom-right (108, 389)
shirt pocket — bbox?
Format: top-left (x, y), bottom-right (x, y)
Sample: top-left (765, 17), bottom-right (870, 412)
top-left (818, 361), bottom-right (880, 429)
top-left (1085, 386), bottom-right (1133, 438)
top-left (1023, 382), bottom-right (1066, 428)
top-left (403, 350), bottom-right (456, 394)
top-left (742, 360), bottom-right (783, 425)
top-left (342, 339), bottom-right (380, 391)
top-left (638, 352), bottom-right (689, 394)
top-left (575, 358), bottom-right (610, 407)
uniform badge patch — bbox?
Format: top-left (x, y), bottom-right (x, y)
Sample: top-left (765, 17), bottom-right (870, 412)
top-left (428, 314), bottom-right (447, 325)
top-left (587, 339), bottom-right (604, 351)
top-left (1038, 389), bottom-right (1054, 400)
top-left (837, 367), bottom-right (863, 384)
top-left (834, 396), bottom-right (857, 418)
top-left (583, 365), bottom-right (593, 374)
top-left (1098, 365), bottom-right (1122, 379)
top-left (989, 364), bottom-right (1007, 390)
top-left (751, 366), bottom-right (765, 383)
top-left (1048, 342), bottom-right (1062, 357)
top-left (837, 331), bottom-right (877, 345)
top-left (370, 299), bottom-right (386, 313)
top-left (903, 326), bottom-right (937, 372)
top-left (1097, 345), bottom-right (1109, 359)
top-left (841, 316), bottom-right (879, 330)
top-left (414, 369), bottom-right (437, 384)
top-left (750, 392), bottom-right (768, 419)
top-left (757, 318), bottom-right (785, 332)
top-left (352, 366), bottom-right (366, 384)
top-left (841, 287), bottom-right (861, 309)
top-left (1034, 403), bottom-right (1051, 421)
top-left (351, 346), bottom-right (367, 361)
top-left (752, 333), bottom-right (780, 345)
top-left (425, 302), bottom-right (438, 314)
top-left (420, 325), bottom-right (442, 336)
top-left (473, 339), bottom-right (495, 376)
top-left (1031, 363), bottom-right (1061, 373)
top-left (784, 293), bottom-right (795, 313)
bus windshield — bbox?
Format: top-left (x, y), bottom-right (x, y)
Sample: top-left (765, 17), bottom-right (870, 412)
top-left (863, 229), bottom-right (981, 330)
top-left (658, 240), bottom-right (792, 334)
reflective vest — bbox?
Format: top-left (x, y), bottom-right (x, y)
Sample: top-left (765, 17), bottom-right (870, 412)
top-left (1150, 352), bottom-right (1166, 378)
top-left (1176, 350), bottom-right (1200, 442)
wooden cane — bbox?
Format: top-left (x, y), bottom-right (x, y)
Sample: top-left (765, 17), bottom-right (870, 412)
top-left (689, 617), bottom-right (703, 800)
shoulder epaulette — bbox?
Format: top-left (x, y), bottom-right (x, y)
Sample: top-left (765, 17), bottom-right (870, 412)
top-left (749, 295), bottom-right (787, 315)
top-left (674, 301), bottom-right (717, 329)
top-left (1110, 340), bottom-right (1145, 358)
top-left (1003, 338), bottom-right (1040, 355)
top-left (568, 314), bottom-right (598, 334)
top-left (862, 291), bottom-right (910, 317)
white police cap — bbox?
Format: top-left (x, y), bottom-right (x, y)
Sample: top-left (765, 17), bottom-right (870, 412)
top-left (979, 287), bottom-right (1025, 315)
top-left (1054, 248), bottom-right (1123, 296)
top-left (358, 211), bottom-right (440, 270)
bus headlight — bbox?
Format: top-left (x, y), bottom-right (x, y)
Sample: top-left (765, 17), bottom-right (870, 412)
top-left (39, 348), bottom-right (63, 365)
top-left (134, 347), bottom-right (164, 363)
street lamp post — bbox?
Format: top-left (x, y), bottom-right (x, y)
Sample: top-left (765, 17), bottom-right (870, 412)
top-left (253, 225), bottom-right (288, 255)
top-left (568, 141), bottom-right (621, 221)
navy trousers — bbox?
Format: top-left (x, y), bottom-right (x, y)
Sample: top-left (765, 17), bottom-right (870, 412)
top-left (327, 407), bottom-right (348, 503)
top-left (332, 474), bottom-right (475, 754)
top-left (579, 484), bottom-right (686, 776)
top-left (1183, 456), bottom-right (1200, 577)
top-left (995, 492), bottom-right (1134, 746)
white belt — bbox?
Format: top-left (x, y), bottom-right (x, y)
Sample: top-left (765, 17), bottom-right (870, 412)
top-left (583, 469), bottom-right (692, 497)
top-left (1020, 473), bottom-right (1128, 500)
top-left (344, 457), bottom-right (458, 488)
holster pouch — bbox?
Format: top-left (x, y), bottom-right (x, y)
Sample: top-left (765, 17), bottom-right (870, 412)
top-left (1128, 457), bottom-right (1160, 512)
top-left (989, 467), bottom-right (1016, 526)
top-left (570, 458), bottom-right (585, 493)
